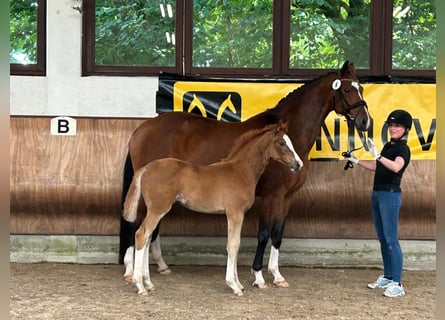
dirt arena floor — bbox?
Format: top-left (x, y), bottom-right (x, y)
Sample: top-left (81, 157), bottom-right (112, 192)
top-left (10, 263), bottom-right (435, 320)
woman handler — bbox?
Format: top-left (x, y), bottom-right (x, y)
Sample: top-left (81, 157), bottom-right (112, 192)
top-left (343, 109), bottom-right (412, 298)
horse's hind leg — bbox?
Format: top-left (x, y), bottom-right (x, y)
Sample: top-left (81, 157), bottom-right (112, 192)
top-left (123, 245), bottom-right (134, 282)
top-left (121, 215), bottom-right (137, 281)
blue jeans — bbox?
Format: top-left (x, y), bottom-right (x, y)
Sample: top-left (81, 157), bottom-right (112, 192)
top-left (371, 191), bottom-right (403, 283)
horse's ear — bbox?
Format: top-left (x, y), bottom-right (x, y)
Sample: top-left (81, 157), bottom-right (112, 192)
top-left (276, 119), bottom-right (289, 133)
top-left (340, 60), bottom-right (350, 76)
top-left (348, 62), bottom-right (356, 74)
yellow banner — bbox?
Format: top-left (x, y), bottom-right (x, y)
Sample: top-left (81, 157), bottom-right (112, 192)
top-left (172, 82), bottom-right (436, 160)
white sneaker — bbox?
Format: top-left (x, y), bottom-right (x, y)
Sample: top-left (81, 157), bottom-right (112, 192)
top-left (383, 283), bottom-right (405, 297)
top-left (367, 275), bottom-right (394, 289)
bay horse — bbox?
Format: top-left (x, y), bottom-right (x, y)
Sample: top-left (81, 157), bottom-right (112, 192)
top-left (122, 122), bottom-right (303, 296)
top-left (120, 61), bottom-right (371, 288)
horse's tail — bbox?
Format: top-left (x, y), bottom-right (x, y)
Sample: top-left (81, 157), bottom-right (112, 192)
top-left (122, 166), bottom-right (146, 223)
top-left (119, 152), bottom-right (136, 264)
top-left (121, 152), bottom-right (134, 209)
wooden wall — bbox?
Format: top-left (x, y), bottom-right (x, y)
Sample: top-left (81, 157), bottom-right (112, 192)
top-left (10, 116), bottom-right (436, 239)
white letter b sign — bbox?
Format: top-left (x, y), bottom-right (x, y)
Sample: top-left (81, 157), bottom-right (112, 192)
top-left (50, 116), bottom-right (77, 136)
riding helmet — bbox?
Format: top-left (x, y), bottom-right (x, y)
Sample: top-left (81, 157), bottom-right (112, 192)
top-left (386, 109), bottom-right (412, 130)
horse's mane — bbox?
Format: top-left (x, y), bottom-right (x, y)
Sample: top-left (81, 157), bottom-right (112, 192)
top-left (221, 124), bottom-right (277, 161)
top-left (272, 71), bottom-right (337, 110)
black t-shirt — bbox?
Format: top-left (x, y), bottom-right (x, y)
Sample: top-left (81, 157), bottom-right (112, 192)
top-left (373, 140), bottom-right (411, 192)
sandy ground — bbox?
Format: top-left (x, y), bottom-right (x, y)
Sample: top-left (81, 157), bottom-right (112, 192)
top-left (10, 263), bottom-right (435, 320)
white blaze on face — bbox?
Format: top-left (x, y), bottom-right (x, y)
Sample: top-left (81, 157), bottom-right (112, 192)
top-left (283, 134), bottom-right (303, 167)
top-left (351, 81), bottom-right (363, 100)
top-left (351, 80), bottom-right (371, 129)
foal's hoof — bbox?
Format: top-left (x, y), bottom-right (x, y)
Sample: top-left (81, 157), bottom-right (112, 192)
top-left (273, 280), bottom-right (289, 288)
top-left (123, 275), bottom-right (133, 282)
top-left (234, 290), bottom-right (244, 297)
top-left (139, 291), bottom-right (149, 297)
top-left (157, 268), bottom-right (172, 275)
top-left (138, 287), bottom-right (155, 296)
top-left (253, 282), bottom-right (268, 289)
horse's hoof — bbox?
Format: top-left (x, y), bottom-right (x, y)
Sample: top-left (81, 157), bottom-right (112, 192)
top-left (234, 291), bottom-right (244, 297)
top-left (123, 275), bottom-right (133, 282)
top-left (253, 282), bottom-right (268, 289)
top-left (157, 268), bottom-right (172, 275)
top-left (273, 280), bottom-right (289, 288)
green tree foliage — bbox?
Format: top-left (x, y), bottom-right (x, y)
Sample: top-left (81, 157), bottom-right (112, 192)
top-left (10, 0), bottom-right (38, 64)
top-left (192, 0), bottom-right (273, 68)
top-left (10, 0), bottom-right (436, 71)
top-left (95, 0), bottom-right (175, 66)
top-left (392, 0), bottom-right (436, 69)
top-left (289, 0), bottom-right (371, 68)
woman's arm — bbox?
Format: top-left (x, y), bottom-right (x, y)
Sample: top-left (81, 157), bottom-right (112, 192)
top-left (357, 159), bottom-right (376, 171)
top-left (357, 156), bottom-right (405, 173)
top-left (376, 155), bottom-right (405, 173)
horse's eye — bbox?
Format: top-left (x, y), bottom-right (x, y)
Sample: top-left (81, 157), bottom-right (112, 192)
top-left (279, 140), bottom-right (286, 146)
top-left (344, 87), bottom-right (350, 93)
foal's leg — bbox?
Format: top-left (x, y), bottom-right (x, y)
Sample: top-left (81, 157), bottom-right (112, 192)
top-left (134, 199), bottom-right (172, 295)
top-left (150, 234), bottom-right (171, 275)
top-left (142, 234), bottom-right (155, 292)
top-left (133, 228), bottom-right (152, 296)
top-left (125, 239), bottom-right (165, 286)
top-left (133, 213), bottom-right (158, 295)
top-left (124, 223), bottom-right (170, 281)
top-left (225, 211), bottom-right (245, 296)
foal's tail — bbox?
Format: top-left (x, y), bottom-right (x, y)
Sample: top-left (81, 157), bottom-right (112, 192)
top-left (122, 166), bottom-right (147, 223)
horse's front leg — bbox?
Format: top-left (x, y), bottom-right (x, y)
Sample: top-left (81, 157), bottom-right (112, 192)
top-left (251, 195), bottom-right (286, 289)
top-left (268, 244), bottom-right (288, 287)
top-left (251, 218), bottom-right (272, 289)
top-left (268, 214), bottom-right (289, 288)
top-left (226, 212), bottom-right (245, 296)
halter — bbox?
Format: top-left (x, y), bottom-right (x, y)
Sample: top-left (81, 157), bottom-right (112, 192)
top-left (332, 78), bottom-right (368, 123)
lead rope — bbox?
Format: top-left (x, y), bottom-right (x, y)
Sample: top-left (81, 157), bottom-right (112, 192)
top-left (342, 131), bottom-right (368, 171)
